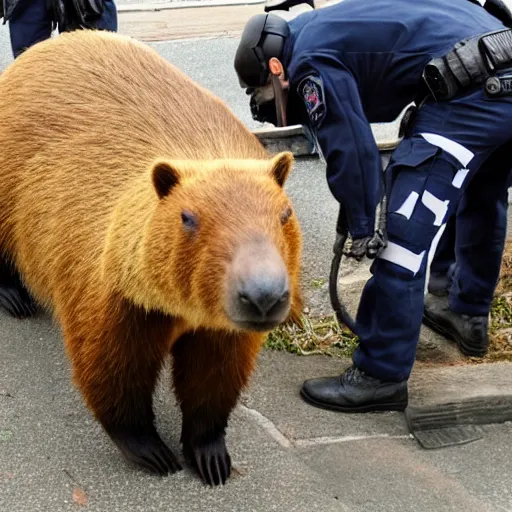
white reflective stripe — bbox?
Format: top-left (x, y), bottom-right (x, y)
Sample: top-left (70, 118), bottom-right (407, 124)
top-left (378, 242), bottom-right (426, 274)
top-left (420, 133), bottom-right (474, 167)
top-left (425, 223), bottom-right (447, 295)
top-left (452, 168), bottom-right (470, 189)
top-left (395, 191), bottom-right (419, 220)
top-left (421, 190), bottom-right (449, 226)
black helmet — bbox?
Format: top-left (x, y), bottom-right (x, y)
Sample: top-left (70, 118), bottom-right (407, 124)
top-left (234, 13), bottom-right (290, 88)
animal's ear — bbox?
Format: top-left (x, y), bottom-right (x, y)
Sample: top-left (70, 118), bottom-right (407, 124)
top-left (151, 160), bottom-right (181, 199)
top-left (269, 151), bottom-right (294, 187)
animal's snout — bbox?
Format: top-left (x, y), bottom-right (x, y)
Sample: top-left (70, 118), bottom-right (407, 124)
top-left (238, 274), bottom-right (290, 318)
top-left (226, 238), bottom-right (291, 332)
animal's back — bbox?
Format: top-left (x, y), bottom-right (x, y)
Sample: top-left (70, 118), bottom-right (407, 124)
top-left (0, 30), bottom-right (267, 308)
top-left (0, 30), bottom-right (264, 163)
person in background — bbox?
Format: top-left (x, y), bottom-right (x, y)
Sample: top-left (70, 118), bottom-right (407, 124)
top-left (1, 0), bottom-right (118, 58)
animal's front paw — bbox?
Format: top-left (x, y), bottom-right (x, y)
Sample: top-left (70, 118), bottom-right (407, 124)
top-left (183, 436), bottom-right (232, 486)
top-left (107, 425), bottom-right (183, 475)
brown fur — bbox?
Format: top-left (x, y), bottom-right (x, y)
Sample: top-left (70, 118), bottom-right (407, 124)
top-left (0, 30), bottom-right (303, 485)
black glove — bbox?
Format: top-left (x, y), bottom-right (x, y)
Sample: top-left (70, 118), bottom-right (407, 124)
top-left (344, 230), bottom-right (387, 261)
top-left (367, 229), bottom-right (387, 258)
top-left (343, 236), bottom-right (370, 261)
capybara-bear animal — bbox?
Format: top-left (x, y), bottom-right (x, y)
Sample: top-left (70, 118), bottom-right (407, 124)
top-left (0, 30), bottom-right (303, 486)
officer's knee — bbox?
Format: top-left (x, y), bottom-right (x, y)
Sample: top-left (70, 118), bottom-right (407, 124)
top-left (378, 134), bottom-right (472, 277)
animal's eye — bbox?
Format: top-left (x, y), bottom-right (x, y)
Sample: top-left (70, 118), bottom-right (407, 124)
top-left (181, 210), bottom-right (198, 232)
top-left (281, 205), bottom-right (293, 225)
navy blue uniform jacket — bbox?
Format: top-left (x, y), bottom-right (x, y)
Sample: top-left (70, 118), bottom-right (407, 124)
top-left (284, 0), bottom-right (506, 238)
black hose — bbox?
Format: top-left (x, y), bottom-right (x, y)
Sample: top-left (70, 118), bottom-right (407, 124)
top-left (328, 193), bottom-right (388, 337)
top-left (328, 205), bottom-right (359, 336)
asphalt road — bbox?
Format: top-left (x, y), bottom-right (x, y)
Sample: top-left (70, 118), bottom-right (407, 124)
top-left (2, 310), bottom-right (512, 512)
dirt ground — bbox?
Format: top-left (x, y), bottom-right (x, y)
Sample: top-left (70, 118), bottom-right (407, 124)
top-left (267, 242), bottom-right (512, 363)
top-left (487, 239), bottom-right (512, 361)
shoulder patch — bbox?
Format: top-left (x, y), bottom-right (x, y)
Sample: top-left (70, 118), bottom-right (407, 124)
top-left (297, 74), bottom-right (326, 128)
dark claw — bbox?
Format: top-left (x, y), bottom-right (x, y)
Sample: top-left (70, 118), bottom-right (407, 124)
top-left (107, 425), bottom-right (183, 475)
top-left (138, 455), bottom-right (166, 475)
top-left (0, 285), bottom-right (37, 319)
top-left (206, 455), bottom-right (217, 487)
top-left (213, 456), bottom-right (222, 486)
top-left (194, 451), bottom-right (207, 484)
top-left (158, 438), bottom-right (183, 473)
top-left (220, 451), bottom-right (230, 483)
top-left (141, 452), bottom-right (166, 475)
top-left (185, 436), bottom-right (232, 486)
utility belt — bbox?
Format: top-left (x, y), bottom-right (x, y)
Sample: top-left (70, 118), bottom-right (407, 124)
top-left (422, 28), bottom-right (512, 101)
top-left (49, 0), bottom-right (105, 30)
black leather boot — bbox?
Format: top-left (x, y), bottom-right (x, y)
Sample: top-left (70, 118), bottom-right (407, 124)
top-left (300, 365), bottom-right (408, 413)
top-left (422, 294), bottom-right (489, 357)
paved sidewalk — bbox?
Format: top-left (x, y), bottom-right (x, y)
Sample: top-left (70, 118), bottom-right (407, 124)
top-left (116, 0), bottom-right (264, 6)
top-left (1, 313), bottom-right (511, 512)
top-left (115, 0), bottom-right (329, 40)
top-left (118, 3), bottom-right (266, 40)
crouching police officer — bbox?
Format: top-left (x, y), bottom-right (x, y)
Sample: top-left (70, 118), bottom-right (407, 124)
top-left (234, 0), bottom-right (512, 412)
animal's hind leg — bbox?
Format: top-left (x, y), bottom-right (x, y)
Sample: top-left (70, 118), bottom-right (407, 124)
top-left (171, 328), bottom-right (264, 486)
top-left (0, 255), bottom-right (37, 319)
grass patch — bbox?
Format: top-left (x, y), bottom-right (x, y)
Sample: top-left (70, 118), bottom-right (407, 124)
top-left (310, 278), bottom-right (327, 289)
top-left (265, 239), bottom-right (512, 362)
top-left (484, 239), bottom-right (512, 362)
top-left (265, 313), bottom-right (358, 358)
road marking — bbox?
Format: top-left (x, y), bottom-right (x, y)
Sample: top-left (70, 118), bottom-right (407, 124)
top-left (240, 405), bottom-right (413, 449)
top-left (239, 405), bottom-right (292, 448)
top-left (294, 434), bottom-right (413, 447)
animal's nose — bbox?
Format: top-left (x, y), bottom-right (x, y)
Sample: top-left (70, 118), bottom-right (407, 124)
top-left (238, 278), bottom-right (290, 318)
top-left (226, 237), bottom-right (291, 331)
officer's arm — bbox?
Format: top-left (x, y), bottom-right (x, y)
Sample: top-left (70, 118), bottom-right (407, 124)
top-left (296, 65), bottom-right (383, 239)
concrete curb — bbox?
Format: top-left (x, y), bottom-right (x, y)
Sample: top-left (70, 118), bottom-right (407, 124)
top-left (254, 124), bottom-right (401, 156)
top-left (247, 351), bottom-right (512, 453)
top-left (407, 361), bottom-right (512, 431)
top-left (117, 0), bottom-right (265, 13)
top-left (407, 395), bottom-right (512, 427)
